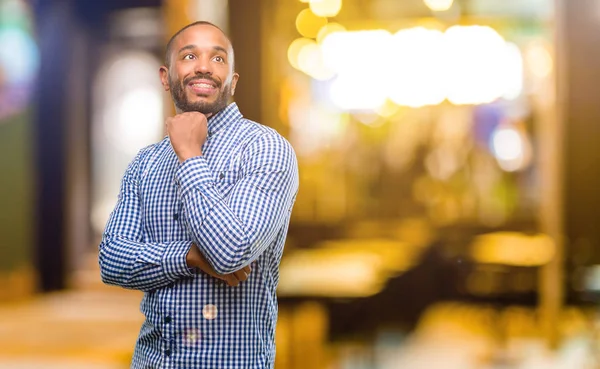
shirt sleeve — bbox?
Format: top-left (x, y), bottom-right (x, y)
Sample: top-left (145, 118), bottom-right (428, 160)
top-left (98, 148), bottom-right (195, 292)
top-left (175, 133), bottom-right (299, 275)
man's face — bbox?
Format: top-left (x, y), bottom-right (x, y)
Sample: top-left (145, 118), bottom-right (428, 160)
top-left (160, 24), bottom-right (239, 116)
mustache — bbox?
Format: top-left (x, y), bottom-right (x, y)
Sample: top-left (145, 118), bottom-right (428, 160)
top-left (183, 73), bottom-right (221, 88)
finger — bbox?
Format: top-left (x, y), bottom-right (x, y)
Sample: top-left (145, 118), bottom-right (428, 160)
top-left (233, 269), bottom-right (248, 282)
top-left (224, 274), bottom-right (239, 287)
top-left (243, 264), bottom-right (252, 274)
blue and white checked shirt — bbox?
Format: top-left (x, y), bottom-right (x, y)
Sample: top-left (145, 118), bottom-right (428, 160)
top-left (99, 103), bottom-right (299, 369)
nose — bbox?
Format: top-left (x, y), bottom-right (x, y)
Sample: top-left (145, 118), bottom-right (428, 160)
top-left (194, 56), bottom-right (212, 75)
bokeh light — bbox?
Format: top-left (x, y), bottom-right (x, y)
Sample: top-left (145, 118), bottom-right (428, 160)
top-left (0, 0), bottom-right (39, 120)
top-left (423, 0), bottom-right (454, 12)
top-left (526, 41), bottom-right (553, 79)
top-left (316, 22), bottom-right (345, 44)
top-left (444, 25), bottom-right (516, 105)
top-left (295, 8), bottom-right (327, 39)
top-left (490, 124), bottom-right (532, 172)
top-left (288, 37), bottom-right (315, 71)
top-left (0, 28), bottom-right (40, 85)
top-left (297, 41), bottom-right (335, 81)
top-left (308, 25), bottom-right (524, 110)
top-left (309, 0), bottom-right (342, 18)
top-left (389, 27), bottom-right (446, 107)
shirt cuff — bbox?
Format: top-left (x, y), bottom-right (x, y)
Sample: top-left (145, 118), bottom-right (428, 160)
top-left (162, 240), bottom-right (196, 280)
top-left (175, 156), bottom-right (215, 197)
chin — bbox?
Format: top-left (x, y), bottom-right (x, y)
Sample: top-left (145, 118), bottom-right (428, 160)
top-left (194, 96), bottom-right (216, 102)
top-left (189, 95), bottom-right (216, 105)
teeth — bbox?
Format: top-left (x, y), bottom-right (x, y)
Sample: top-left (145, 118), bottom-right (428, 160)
top-left (192, 83), bottom-right (214, 88)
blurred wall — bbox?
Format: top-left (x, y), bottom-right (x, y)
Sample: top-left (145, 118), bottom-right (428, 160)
top-left (561, 0), bottom-right (600, 272)
top-left (0, 0), bottom-right (38, 299)
top-left (228, 0), bottom-right (264, 124)
top-left (0, 111), bottom-right (34, 299)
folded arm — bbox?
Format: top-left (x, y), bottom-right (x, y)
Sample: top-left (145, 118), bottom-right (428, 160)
top-left (176, 133), bottom-right (299, 275)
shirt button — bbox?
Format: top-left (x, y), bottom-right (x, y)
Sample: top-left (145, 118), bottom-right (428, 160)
top-left (165, 349), bottom-right (172, 357)
top-left (165, 316), bottom-right (172, 324)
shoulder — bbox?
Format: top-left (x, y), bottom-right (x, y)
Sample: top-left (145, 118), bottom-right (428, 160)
top-left (239, 119), bottom-right (297, 165)
top-left (126, 137), bottom-right (171, 176)
top-left (237, 119), bottom-right (294, 151)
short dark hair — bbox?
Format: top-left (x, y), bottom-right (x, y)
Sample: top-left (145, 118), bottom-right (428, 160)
top-left (164, 21), bottom-right (234, 69)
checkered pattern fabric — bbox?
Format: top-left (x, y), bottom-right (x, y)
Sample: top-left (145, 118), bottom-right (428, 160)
top-left (99, 103), bottom-right (299, 369)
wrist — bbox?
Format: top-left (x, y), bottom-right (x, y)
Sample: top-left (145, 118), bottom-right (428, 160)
top-left (178, 149), bottom-right (202, 163)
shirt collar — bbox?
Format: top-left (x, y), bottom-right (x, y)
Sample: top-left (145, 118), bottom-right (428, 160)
top-left (207, 102), bottom-right (243, 137)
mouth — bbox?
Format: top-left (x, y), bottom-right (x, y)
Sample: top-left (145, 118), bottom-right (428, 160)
top-left (187, 79), bottom-right (218, 96)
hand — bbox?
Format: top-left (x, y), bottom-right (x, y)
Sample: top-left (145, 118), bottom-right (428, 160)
top-left (186, 244), bottom-right (252, 286)
top-left (220, 267), bottom-right (252, 287)
top-left (166, 112), bottom-right (208, 162)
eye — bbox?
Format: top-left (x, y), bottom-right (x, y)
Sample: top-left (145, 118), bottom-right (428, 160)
top-left (183, 54), bottom-right (196, 60)
top-left (213, 55), bottom-right (225, 63)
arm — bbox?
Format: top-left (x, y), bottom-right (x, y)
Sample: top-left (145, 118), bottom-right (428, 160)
top-left (98, 149), bottom-right (195, 292)
top-left (176, 133), bottom-right (299, 275)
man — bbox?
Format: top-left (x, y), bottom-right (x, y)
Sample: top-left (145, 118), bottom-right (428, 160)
top-left (99, 21), bottom-right (299, 369)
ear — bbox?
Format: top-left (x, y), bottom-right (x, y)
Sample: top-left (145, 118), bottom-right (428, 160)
top-left (159, 66), bottom-right (170, 91)
top-left (231, 72), bottom-right (240, 96)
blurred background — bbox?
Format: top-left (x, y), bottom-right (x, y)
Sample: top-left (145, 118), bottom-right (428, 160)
top-left (1, 0), bottom-right (600, 368)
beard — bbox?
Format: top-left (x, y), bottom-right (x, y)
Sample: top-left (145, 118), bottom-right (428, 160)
top-left (169, 73), bottom-right (232, 115)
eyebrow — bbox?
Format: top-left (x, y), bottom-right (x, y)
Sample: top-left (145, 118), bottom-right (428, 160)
top-left (177, 44), bottom-right (229, 56)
